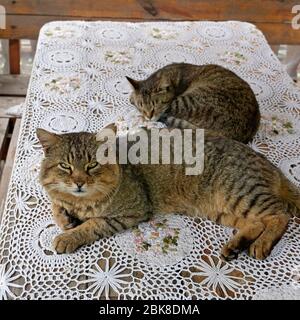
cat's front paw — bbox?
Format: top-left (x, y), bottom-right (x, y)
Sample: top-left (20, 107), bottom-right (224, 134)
top-left (249, 238), bottom-right (272, 260)
top-left (221, 242), bottom-right (240, 261)
top-left (53, 232), bottom-right (82, 254)
top-left (54, 208), bottom-right (80, 231)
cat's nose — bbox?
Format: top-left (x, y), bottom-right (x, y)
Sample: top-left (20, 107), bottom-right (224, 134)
top-left (145, 110), bottom-right (154, 120)
top-left (76, 182), bottom-right (84, 191)
top-left (150, 109), bottom-right (154, 119)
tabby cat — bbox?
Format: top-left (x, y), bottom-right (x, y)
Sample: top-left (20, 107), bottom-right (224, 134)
top-left (37, 126), bottom-right (300, 260)
top-left (127, 63), bottom-right (260, 143)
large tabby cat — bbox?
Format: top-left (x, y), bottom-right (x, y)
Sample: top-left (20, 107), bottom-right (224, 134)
top-left (37, 126), bottom-right (300, 260)
top-left (127, 63), bottom-right (260, 143)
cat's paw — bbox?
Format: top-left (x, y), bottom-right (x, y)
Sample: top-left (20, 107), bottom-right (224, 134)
top-left (249, 239), bottom-right (272, 260)
top-left (221, 242), bottom-right (240, 261)
top-left (53, 232), bottom-right (81, 254)
top-left (54, 209), bottom-right (80, 231)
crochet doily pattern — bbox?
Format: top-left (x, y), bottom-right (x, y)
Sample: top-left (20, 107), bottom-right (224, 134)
top-left (1, 21), bottom-right (300, 300)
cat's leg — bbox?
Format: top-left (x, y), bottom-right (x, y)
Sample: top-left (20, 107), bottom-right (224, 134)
top-left (52, 204), bottom-right (80, 231)
top-left (249, 213), bottom-right (289, 260)
top-left (53, 215), bottom-right (148, 254)
top-left (220, 217), bottom-right (265, 261)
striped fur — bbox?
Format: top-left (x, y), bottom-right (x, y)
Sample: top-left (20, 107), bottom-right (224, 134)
top-left (37, 127), bottom-right (300, 260)
top-left (127, 63), bottom-right (260, 143)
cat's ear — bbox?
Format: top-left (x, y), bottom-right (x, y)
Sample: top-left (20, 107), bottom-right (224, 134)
top-left (159, 78), bottom-right (173, 92)
top-left (36, 128), bottom-right (60, 152)
top-left (102, 122), bottom-right (117, 134)
top-left (125, 76), bottom-right (141, 91)
top-left (96, 123), bottom-right (117, 142)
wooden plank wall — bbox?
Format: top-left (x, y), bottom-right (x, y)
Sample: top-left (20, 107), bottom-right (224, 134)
top-left (0, 0), bottom-right (299, 44)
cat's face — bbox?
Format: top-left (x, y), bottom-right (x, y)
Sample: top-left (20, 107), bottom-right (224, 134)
top-left (126, 76), bottom-right (176, 121)
top-left (37, 128), bottom-right (119, 201)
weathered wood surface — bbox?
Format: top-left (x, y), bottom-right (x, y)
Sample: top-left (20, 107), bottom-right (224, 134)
top-left (1, 0), bottom-right (297, 21)
top-left (9, 39), bottom-right (20, 74)
top-left (0, 96), bottom-right (24, 118)
top-left (0, 118), bottom-right (9, 160)
top-left (0, 0), bottom-right (299, 44)
top-left (0, 119), bottom-right (20, 222)
top-left (0, 75), bottom-right (29, 96)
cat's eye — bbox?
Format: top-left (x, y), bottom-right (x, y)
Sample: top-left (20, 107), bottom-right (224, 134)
top-left (129, 96), bottom-right (135, 105)
top-left (86, 162), bottom-right (98, 171)
top-left (58, 162), bottom-right (72, 171)
top-left (158, 86), bottom-right (170, 93)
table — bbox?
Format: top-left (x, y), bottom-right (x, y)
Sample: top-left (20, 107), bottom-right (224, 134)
top-left (0, 20), bottom-right (300, 300)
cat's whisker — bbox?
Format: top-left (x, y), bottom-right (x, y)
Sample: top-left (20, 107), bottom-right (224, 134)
top-left (94, 185), bottom-right (113, 201)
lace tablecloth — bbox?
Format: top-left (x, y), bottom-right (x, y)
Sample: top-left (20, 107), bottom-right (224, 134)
top-left (1, 21), bottom-right (300, 300)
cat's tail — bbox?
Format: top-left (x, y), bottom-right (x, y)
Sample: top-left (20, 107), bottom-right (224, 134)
top-left (278, 174), bottom-right (300, 217)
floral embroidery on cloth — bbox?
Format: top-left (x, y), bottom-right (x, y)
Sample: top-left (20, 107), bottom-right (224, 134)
top-left (0, 21), bottom-right (300, 300)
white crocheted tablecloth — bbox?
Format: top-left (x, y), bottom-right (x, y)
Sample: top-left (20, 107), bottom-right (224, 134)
top-left (1, 21), bottom-right (300, 300)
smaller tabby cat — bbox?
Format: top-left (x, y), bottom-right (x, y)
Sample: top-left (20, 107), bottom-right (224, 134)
top-left (127, 63), bottom-right (260, 143)
top-left (37, 126), bottom-right (300, 260)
